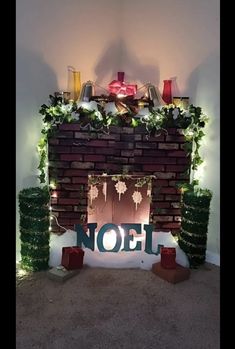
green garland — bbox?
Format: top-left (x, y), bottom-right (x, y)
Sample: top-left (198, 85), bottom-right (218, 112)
top-left (18, 187), bottom-right (50, 271)
top-left (178, 188), bottom-right (212, 268)
top-left (37, 95), bottom-right (209, 184)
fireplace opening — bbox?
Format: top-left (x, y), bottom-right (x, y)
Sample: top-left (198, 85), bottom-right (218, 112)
top-left (87, 175), bottom-right (152, 233)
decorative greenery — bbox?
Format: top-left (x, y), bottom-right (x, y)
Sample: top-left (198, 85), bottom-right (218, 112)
top-left (18, 187), bottom-right (50, 271)
top-left (37, 95), bottom-right (77, 183)
top-left (178, 185), bottom-right (213, 268)
top-left (37, 96), bottom-right (209, 184)
top-left (88, 174), bottom-right (155, 187)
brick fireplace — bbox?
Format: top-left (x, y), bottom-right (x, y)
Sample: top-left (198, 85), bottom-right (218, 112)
top-left (48, 124), bottom-right (190, 234)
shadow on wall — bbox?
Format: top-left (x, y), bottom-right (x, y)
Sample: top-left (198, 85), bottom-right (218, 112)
top-left (16, 46), bottom-right (58, 259)
top-left (16, 45), bottom-right (58, 189)
top-left (185, 49), bottom-right (220, 254)
top-left (185, 49), bottom-right (220, 113)
top-left (16, 45), bottom-right (58, 109)
top-left (94, 39), bottom-right (160, 92)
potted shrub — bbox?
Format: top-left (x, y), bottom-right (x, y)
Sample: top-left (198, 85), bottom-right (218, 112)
top-left (18, 186), bottom-right (50, 271)
top-left (178, 182), bottom-right (213, 268)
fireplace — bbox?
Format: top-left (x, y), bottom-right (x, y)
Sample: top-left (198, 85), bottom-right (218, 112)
top-left (48, 124), bottom-right (190, 235)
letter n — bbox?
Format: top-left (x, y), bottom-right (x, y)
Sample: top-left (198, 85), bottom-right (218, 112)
top-left (75, 223), bottom-right (97, 251)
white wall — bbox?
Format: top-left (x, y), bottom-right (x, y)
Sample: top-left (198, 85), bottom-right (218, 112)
top-left (16, 0), bottom-right (121, 260)
top-left (16, 0), bottom-right (220, 262)
top-left (119, 0), bottom-right (220, 258)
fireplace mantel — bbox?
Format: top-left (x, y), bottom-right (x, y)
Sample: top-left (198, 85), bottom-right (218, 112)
top-left (48, 124), bottom-right (190, 234)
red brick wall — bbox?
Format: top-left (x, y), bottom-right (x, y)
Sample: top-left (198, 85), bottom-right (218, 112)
top-left (48, 124), bottom-right (190, 235)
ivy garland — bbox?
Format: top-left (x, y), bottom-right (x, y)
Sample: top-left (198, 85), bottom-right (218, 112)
top-left (88, 174), bottom-right (155, 188)
top-left (18, 187), bottom-right (50, 271)
top-left (37, 95), bottom-right (209, 184)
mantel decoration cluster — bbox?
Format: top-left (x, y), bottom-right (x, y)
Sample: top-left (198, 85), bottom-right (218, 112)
top-left (37, 89), bottom-right (209, 184)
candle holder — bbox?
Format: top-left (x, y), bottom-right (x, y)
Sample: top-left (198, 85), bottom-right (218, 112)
top-left (173, 97), bottom-right (189, 110)
top-left (162, 80), bottom-right (172, 104)
top-left (54, 91), bottom-right (71, 103)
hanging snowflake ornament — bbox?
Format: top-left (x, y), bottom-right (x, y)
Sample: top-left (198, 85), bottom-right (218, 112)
top-left (89, 185), bottom-right (98, 205)
top-left (115, 181), bottom-right (127, 201)
top-left (102, 181), bottom-right (107, 202)
top-left (132, 190), bottom-right (143, 210)
top-left (147, 182), bottom-right (152, 197)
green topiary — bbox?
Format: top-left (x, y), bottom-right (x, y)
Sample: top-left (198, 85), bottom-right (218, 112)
top-left (18, 187), bottom-right (50, 271)
top-left (178, 187), bottom-right (213, 268)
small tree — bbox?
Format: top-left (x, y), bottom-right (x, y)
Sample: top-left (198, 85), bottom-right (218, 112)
top-left (18, 187), bottom-right (50, 271)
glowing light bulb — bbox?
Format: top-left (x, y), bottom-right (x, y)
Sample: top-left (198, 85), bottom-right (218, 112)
top-left (49, 181), bottom-right (56, 189)
top-left (17, 268), bottom-right (28, 277)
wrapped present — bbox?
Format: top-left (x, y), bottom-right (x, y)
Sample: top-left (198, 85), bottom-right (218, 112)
top-left (160, 247), bottom-right (176, 269)
top-left (61, 246), bottom-right (84, 270)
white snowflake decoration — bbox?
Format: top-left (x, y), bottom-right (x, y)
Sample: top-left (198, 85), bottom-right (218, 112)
top-left (89, 185), bottom-right (98, 205)
top-left (132, 191), bottom-right (143, 210)
top-left (115, 181), bottom-right (127, 201)
top-left (147, 183), bottom-right (152, 197)
top-left (102, 181), bottom-right (107, 202)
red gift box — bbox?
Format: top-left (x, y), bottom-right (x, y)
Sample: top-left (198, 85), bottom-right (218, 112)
top-left (61, 246), bottom-right (84, 270)
top-left (160, 247), bottom-right (176, 269)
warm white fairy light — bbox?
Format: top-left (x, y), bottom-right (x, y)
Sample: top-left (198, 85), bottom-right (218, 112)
top-left (49, 181), bottom-right (56, 189)
top-left (193, 161), bottom-right (207, 183)
top-left (17, 268), bottom-right (28, 277)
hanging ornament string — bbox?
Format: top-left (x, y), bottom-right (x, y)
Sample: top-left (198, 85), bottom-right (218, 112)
top-left (102, 181), bottom-right (107, 202)
top-left (147, 182), bottom-right (152, 197)
top-left (132, 189), bottom-right (143, 210)
top-left (89, 185), bottom-right (99, 205)
top-left (115, 180), bottom-right (127, 201)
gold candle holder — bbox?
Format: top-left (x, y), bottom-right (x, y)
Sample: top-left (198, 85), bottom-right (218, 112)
top-left (173, 97), bottom-right (189, 110)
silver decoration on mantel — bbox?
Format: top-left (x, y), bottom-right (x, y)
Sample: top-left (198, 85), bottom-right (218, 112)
top-left (146, 84), bottom-right (166, 107)
top-left (79, 81), bottom-right (95, 102)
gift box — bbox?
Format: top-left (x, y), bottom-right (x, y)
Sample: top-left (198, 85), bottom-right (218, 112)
top-left (160, 247), bottom-right (176, 269)
top-left (61, 246), bottom-right (84, 270)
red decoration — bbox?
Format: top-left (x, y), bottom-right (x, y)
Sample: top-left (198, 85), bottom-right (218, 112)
top-left (61, 246), bottom-right (84, 270)
top-left (108, 72), bottom-right (137, 96)
top-left (162, 80), bottom-right (172, 104)
top-left (160, 247), bottom-right (176, 269)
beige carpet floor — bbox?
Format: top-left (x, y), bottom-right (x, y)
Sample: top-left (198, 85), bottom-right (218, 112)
top-left (16, 263), bottom-right (220, 349)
